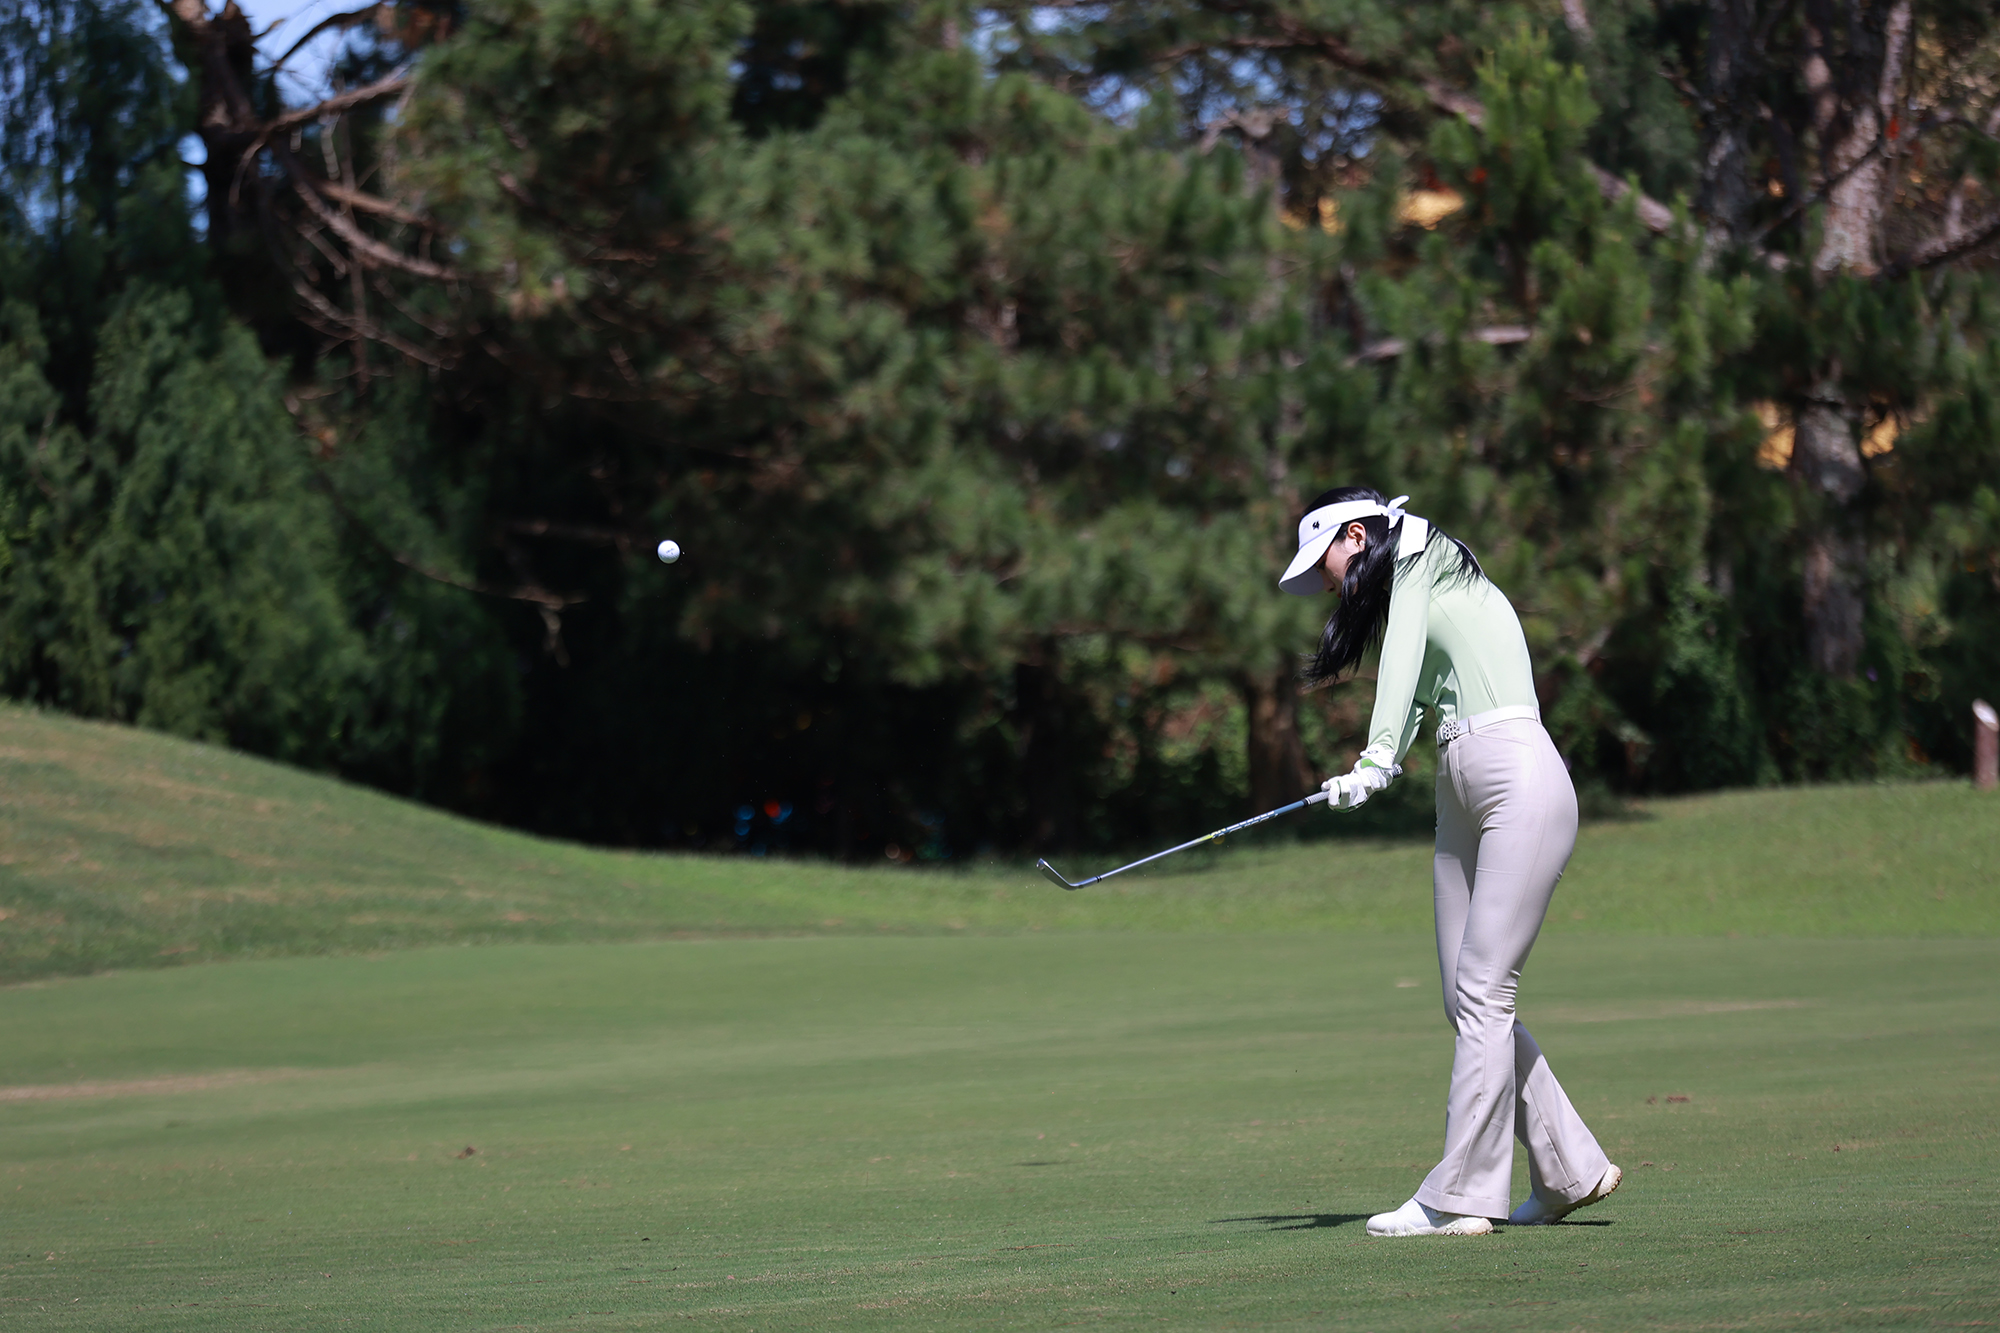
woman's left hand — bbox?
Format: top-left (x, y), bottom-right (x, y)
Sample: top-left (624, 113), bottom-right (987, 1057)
top-left (1321, 761), bottom-right (1400, 812)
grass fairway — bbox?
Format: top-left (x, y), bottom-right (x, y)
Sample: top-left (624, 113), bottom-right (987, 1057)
top-left (3, 706), bottom-right (1999, 1328)
top-left (2, 704), bottom-right (1997, 983)
top-left (3, 934), bottom-right (1998, 1330)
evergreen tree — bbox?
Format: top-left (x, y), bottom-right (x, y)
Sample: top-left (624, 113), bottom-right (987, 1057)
top-left (341, 0), bottom-right (1339, 847)
top-left (19, 0), bottom-right (1997, 858)
top-left (0, 0), bottom-right (513, 782)
top-left (979, 0), bottom-right (2000, 787)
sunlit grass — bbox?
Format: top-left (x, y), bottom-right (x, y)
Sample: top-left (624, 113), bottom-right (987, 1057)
top-left (4, 704), bottom-right (1999, 982)
top-left (2, 934), bottom-right (1996, 1329)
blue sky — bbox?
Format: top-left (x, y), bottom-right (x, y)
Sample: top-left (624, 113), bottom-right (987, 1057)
top-left (232, 0), bottom-right (366, 103)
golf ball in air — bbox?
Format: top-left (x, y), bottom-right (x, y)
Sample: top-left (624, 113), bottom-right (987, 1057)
top-left (656, 539), bottom-right (681, 563)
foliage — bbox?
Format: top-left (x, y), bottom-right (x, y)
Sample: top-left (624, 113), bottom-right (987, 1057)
top-left (0, 0), bottom-right (515, 784)
top-left (8, 0), bottom-right (2000, 856)
top-left (0, 287), bottom-right (359, 754)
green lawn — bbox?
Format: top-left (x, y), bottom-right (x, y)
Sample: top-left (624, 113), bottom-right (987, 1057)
top-left (2, 706), bottom-right (1998, 1328)
top-left (2, 705), bottom-right (1997, 984)
top-left (2, 935), bottom-right (1996, 1330)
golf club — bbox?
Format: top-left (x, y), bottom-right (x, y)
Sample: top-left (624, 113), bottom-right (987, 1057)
top-left (1036, 789), bottom-right (1331, 890)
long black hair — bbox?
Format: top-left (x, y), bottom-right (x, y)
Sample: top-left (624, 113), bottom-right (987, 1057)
top-left (1300, 486), bottom-right (1485, 688)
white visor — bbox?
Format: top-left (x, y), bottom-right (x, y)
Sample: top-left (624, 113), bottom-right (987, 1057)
top-left (1278, 495), bottom-right (1409, 595)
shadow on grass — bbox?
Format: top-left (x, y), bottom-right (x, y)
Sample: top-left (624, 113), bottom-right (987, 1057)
top-left (1211, 1213), bottom-right (1372, 1231)
top-left (1213, 1213), bottom-right (1617, 1232)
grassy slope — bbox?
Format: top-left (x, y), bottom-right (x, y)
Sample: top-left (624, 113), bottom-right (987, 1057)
top-left (1, 934), bottom-right (1995, 1330)
top-left (4, 708), bottom-right (1999, 1328)
top-left (4, 705), bottom-right (2000, 981)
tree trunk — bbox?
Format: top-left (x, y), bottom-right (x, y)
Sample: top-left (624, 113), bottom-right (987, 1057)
top-left (1811, 0), bottom-right (1910, 277)
top-left (1241, 669), bottom-right (1315, 813)
top-left (1792, 388), bottom-right (1867, 676)
top-left (1698, 0), bottom-right (1762, 239)
top-left (1788, 0), bottom-right (1909, 679)
top-left (168, 0), bottom-right (262, 248)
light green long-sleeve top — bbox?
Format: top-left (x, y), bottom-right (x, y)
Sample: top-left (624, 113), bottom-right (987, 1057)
top-left (1356, 518), bottom-right (1540, 774)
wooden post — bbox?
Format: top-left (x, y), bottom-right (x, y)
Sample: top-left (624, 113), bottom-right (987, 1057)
top-left (1976, 700), bottom-right (1999, 791)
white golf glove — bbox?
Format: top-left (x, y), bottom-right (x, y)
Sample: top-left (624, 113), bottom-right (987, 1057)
top-left (1321, 760), bottom-right (1400, 812)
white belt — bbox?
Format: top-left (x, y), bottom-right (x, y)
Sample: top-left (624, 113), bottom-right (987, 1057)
top-left (1436, 704), bottom-right (1542, 746)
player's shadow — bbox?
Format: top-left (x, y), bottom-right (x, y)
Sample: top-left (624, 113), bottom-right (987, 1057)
top-left (1211, 1213), bottom-right (1371, 1232)
top-left (1213, 1213), bottom-right (1614, 1232)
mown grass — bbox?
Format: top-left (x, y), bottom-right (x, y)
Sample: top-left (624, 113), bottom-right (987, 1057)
top-left (2, 934), bottom-right (1996, 1330)
top-left (2, 704), bottom-right (1998, 982)
top-left (3, 705), bottom-right (1998, 1328)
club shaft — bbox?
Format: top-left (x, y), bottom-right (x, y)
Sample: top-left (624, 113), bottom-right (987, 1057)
top-left (1057, 791), bottom-right (1328, 888)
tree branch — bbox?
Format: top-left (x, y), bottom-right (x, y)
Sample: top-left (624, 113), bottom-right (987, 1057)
top-left (313, 178), bottom-right (434, 229)
top-left (1148, 19), bottom-right (1684, 236)
top-left (1345, 325), bottom-right (1532, 366)
top-left (287, 270), bottom-right (447, 367)
top-left (278, 147), bottom-right (458, 280)
top-left (264, 67), bottom-right (410, 134)
top-left (1881, 207), bottom-right (2000, 278)
top-left (301, 446), bottom-right (589, 613)
top-left (1591, 167), bottom-right (1678, 235)
top-left (271, 3), bottom-right (383, 71)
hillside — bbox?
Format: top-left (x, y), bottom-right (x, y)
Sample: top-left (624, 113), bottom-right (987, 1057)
top-left (1, 704), bottom-right (1995, 980)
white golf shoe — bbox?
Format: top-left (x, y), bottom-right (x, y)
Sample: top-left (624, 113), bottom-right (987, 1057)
top-left (1364, 1197), bottom-right (1494, 1237)
top-left (1507, 1163), bottom-right (1623, 1226)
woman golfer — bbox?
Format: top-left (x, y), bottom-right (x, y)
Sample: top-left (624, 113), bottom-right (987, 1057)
top-left (1280, 487), bottom-right (1621, 1237)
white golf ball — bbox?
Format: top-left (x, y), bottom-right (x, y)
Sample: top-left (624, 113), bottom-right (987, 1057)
top-left (656, 539), bottom-right (681, 563)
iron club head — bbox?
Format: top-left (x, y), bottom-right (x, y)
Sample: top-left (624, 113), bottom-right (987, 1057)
top-left (1035, 858), bottom-right (1083, 890)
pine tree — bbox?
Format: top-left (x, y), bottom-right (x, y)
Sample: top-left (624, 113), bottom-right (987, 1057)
top-left (978, 0), bottom-right (2000, 785)
top-left (0, 0), bottom-right (512, 781)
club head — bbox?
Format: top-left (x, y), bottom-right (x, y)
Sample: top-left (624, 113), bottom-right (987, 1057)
top-left (1035, 858), bottom-right (1082, 891)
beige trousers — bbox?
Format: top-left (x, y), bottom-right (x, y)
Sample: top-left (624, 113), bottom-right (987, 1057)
top-left (1412, 717), bottom-right (1610, 1220)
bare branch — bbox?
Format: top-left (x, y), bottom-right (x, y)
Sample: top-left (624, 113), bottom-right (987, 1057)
top-left (1346, 325), bottom-right (1532, 366)
top-left (312, 178), bottom-right (433, 229)
top-left (287, 271), bottom-right (447, 367)
top-left (278, 148), bottom-right (459, 280)
top-left (1592, 167), bottom-right (1678, 235)
top-left (1882, 207), bottom-right (2000, 278)
top-left (272, 3), bottom-right (383, 71)
top-left (265, 68), bottom-right (410, 134)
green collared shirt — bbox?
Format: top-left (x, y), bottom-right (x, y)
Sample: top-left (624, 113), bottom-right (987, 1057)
top-left (1357, 519), bottom-right (1540, 772)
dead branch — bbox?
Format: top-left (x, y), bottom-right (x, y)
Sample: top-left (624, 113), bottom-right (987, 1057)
top-left (1591, 167), bottom-right (1678, 235)
top-left (265, 67), bottom-right (410, 134)
top-left (1882, 206), bottom-right (2000, 278)
top-left (279, 148), bottom-right (459, 280)
top-left (271, 3), bottom-right (383, 71)
top-left (1346, 325), bottom-right (1532, 366)
top-left (312, 178), bottom-right (433, 229)
top-left (288, 271), bottom-right (448, 367)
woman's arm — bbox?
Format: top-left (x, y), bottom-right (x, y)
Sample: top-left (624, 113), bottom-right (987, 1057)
top-left (1356, 520), bottom-right (1435, 774)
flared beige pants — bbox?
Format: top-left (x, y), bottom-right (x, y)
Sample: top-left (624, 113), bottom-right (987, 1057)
top-left (1411, 716), bottom-right (1611, 1220)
